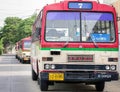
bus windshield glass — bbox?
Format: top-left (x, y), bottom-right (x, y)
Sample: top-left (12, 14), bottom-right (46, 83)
top-left (23, 41), bottom-right (31, 50)
top-left (46, 12), bottom-right (115, 42)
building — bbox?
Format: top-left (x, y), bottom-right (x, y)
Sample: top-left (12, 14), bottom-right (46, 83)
top-left (113, 0), bottom-right (120, 32)
top-left (103, 0), bottom-right (117, 4)
top-left (112, 0), bottom-right (120, 75)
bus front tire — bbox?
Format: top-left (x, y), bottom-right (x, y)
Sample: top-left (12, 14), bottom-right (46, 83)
top-left (95, 82), bottom-right (105, 91)
top-left (32, 68), bottom-right (38, 81)
top-left (39, 79), bottom-right (48, 91)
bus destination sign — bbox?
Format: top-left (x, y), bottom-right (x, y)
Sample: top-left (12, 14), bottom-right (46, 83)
top-left (68, 2), bottom-right (92, 9)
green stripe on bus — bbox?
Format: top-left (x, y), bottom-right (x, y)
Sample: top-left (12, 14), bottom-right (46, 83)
top-left (40, 48), bottom-right (118, 51)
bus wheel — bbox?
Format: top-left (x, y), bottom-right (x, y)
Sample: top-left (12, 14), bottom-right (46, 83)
top-left (95, 82), bottom-right (105, 91)
top-left (39, 79), bottom-right (48, 91)
top-left (32, 68), bottom-right (38, 81)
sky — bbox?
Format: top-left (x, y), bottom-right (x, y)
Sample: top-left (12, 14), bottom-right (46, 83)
top-left (0, 0), bottom-right (116, 27)
top-left (0, 0), bottom-right (56, 27)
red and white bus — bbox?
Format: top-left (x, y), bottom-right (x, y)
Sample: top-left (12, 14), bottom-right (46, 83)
top-left (31, 0), bottom-right (119, 91)
top-left (17, 36), bottom-right (31, 63)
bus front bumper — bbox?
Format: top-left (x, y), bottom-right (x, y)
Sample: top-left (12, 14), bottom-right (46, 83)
top-left (40, 71), bottom-right (119, 83)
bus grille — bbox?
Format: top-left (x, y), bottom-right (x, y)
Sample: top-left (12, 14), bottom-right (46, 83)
top-left (65, 71), bottom-right (94, 79)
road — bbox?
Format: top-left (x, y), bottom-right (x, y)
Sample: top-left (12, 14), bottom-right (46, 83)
top-left (0, 54), bottom-right (120, 92)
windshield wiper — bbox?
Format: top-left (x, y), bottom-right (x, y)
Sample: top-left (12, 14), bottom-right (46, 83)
top-left (63, 40), bottom-right (69, 48)
top-left (83, 16), bottom-right (98, 48)
top-left (89, 34), bottom-right (99, 48)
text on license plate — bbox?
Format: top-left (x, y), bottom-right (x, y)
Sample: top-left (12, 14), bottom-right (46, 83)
top-left (49, 73), bottom-right (64, 81)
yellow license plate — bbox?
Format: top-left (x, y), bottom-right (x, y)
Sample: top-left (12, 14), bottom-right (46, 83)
top-left (49, 73), bottom-right (64, 81)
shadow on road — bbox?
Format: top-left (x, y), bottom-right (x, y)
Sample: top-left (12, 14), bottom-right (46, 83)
top-left (47, 83), bottom-right (97, 92)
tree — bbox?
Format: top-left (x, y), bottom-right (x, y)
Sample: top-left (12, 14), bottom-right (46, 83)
top-left (0, 14), bottom-right (37, 53)
top-left (1, 17), bottom-right (22, 48)
top-left (17, 14), bottom-right (37, 40)
top-left (0, 38), bottom-right (4, 55)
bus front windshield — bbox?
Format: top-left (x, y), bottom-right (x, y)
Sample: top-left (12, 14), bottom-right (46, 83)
top-left (46, 12), bottom-right (115, 42)
top-left (23, 41), bottom-right (31, 50)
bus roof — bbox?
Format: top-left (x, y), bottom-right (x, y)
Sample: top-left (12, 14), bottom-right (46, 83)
top-left (43, 0), bottom-right (115, 12)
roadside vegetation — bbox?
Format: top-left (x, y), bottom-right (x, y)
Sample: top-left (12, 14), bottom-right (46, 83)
top-left (0, 14), bottom-right (36, 54)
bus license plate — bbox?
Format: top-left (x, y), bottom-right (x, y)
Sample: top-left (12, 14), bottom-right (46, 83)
top-left (49, 73), bottom-right (64, 81)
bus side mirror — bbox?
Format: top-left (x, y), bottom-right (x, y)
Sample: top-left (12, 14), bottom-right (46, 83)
top-left (39, 28), bottom-right (41, 35)
top-left (39, 28), bottom-right (41, 40)
top-left (117, 17), bottom-right (120, 21)
top-left (36, 27), bottom-right (41, 41)
top-left (15, 47), bottom-right (17, 51)
top-left (20, 45), bottom-right (22, 49)
top-left (36, 27), bottom-right (41, 35)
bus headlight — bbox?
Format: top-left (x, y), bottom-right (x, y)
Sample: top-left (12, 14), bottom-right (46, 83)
top-left (44, 64), bottom-right (56, 69)
top-left (51, 64), bottom-right (55, 69)
top-left (105, 65), bottom-right (110, 70)
top-left (110, 65), bottom-right (116, 70)
top-left (45, 64), bottom-right (50, 69)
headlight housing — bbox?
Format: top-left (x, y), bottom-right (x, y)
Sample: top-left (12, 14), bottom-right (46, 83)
top-left (44, 64), bottom-right (55, 69)
top-left (105, 65), bottom-right (110, 70)
top-left (51, 64), bottom-right (55, 69)
top-left (110, 65), bottom-right (116, 70)
top-left (44, 64), bottom-right (50, 69)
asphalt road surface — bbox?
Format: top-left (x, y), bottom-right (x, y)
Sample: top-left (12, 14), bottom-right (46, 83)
top-left (0, 54), bottom-right (120, 92)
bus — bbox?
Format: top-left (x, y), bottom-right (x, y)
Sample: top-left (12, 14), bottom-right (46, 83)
top-left (17, 36), bottom-right (31, 63)
top-left (31, 0), bottom-right (119, 91)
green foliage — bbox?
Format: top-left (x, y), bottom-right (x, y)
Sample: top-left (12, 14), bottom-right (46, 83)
top-left (1, 17), bottom-right (22, 47)
top-left (17, 14), bottom-right (36, 40)
top-left (0, 38), bottom-right (4, 55)
top-left (0, 14), bottom-right (37, 53)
